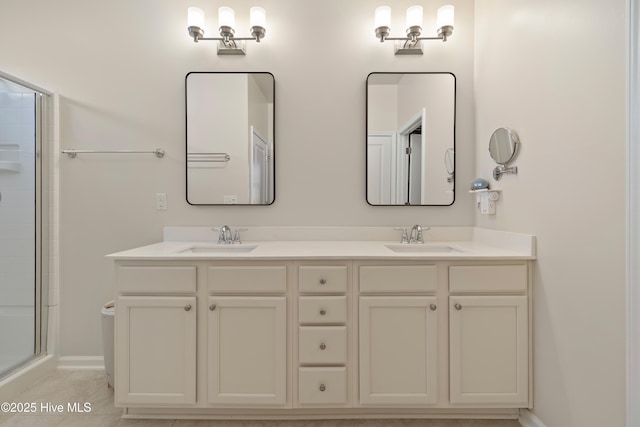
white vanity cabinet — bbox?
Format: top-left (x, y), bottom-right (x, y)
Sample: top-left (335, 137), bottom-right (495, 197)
top-left (111, 250), bottom-right (533, 419)
top-left (358, 264), bottom-right (439, 405)
top-left (448, 265), bottom-right (530, 407)
top-left (114, 265), bottom-right (197, 406)
top-left (207, 264), bottom-right (288, 406)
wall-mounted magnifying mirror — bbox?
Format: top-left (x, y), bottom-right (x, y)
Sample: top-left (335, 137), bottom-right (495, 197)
top-left (186, 72), bottom-right (275, 205)
top-left (366, 72), bottom-right (455, 206)
top-left (444, 148), bottom-right (454, 183)
top-left (488, 127), bottom-right (518, 180)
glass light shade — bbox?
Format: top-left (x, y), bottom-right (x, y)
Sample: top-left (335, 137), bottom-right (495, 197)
top-left (187, 7), bottom-right (205, 28)
top-left (437, 5), bottom-right (455, 28)
top-left (406, 5), bottom-right (423, 28)
top-left (375, 6), bottom-right (391, 28)
top-left (218, 6), bottom-right (235, 28)
top-left (250, 7), bottom-right (266, 28)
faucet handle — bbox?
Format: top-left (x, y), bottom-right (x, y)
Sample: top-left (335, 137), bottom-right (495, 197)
top-left (233, 228), bottom-right (248, 244)
top-left (394, 227), bottom-right (410, 244)
top-left (413, 225), bottom-right (430, 244)
top-left (212, 226), bottom-right (230, 244)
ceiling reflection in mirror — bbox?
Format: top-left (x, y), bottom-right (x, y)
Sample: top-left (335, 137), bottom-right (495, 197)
top-left (366, 72), bottom-right (455, 206)
top-left (186, 72), bottom-right (275, 205)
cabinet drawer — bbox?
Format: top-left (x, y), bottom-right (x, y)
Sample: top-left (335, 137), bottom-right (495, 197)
top-left (298, 367), bottom-right (347, 405)
top-left (299, 266), bottom-right (347, 294)
top-left (299, 296), bottom-right (347, 324)
top-left (117, 266), bottom-right (196, 294)
top-left (359, 265), bottom-right (437, 293)
top-left (449, 265), bottom-right (527, 293)
top-left (209, 266), bottom-right (287, 294)
top-left (298, 326), bottom-right (347, 365)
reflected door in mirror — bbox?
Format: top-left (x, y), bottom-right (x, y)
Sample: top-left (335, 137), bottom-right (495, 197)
top-left (366, 73), bottom-right (455, 206)
top-left (186, 72), bottom-right (275, 205)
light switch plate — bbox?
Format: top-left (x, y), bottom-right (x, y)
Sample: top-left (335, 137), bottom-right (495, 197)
top-left (155, 193), bottom-right (167, 210)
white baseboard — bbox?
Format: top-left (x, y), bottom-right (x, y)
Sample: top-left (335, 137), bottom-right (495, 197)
top-left (0, 355), bottom-right (57, 402)
top-left (57, 356), bottom-right (104, 370)
top-left (519, 409), bottom-right (547, 427)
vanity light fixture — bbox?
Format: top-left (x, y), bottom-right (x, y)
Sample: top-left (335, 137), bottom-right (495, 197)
top-left (374, 4), bottom-right (454, 55)
top-left (187, 6), bottom-right (266, 55)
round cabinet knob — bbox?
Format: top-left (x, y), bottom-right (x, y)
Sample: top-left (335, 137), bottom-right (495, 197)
top-left (184, 304), bottom-right (192, 311)
top-left (319, 308), bottom-right (327, 316)
top-left (319, 384), bottom-right (326, 392)
top-left (209, 304), bottom-right (217, 311)
top-left (454, 303), bottom-right (462, 310)
top-left (319, 278), bottom-right (327, 285)
top-left (430, 304), bottom-right (437, 311)
top-left (319, 343), bottom-right (327, 350)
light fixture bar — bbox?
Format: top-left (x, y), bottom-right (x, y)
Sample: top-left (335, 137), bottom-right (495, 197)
top-left (383, 36), bottom-right (445, 41)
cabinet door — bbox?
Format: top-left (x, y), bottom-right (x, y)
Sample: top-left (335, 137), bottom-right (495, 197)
top-left (208, 296), bottom-right (287, 406)
top-left (115, 296), bottom-right (196, 406)
top-left (449, 296), bottom-right (528, 406)
top-left (359, 296), bottom-right (438, 405)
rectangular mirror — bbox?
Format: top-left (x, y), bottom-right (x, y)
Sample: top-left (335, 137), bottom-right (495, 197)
top-left (186, 72), bottom-right (275, 205)
top-left (367, 72), bottom-right (455, 206)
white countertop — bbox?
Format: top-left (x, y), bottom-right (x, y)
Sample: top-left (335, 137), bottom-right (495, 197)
top-left (106, 227), bottom-right (536, 261)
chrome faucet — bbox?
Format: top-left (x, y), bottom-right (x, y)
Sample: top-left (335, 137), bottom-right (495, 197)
top-left (214, 225), bottom-right (233, 244)
top-left (395, 225), bottom-right (430, 244)
top-left (409, 224), bottom-right (429, 244)
top-left (213, 226), bottom-right (248, 244)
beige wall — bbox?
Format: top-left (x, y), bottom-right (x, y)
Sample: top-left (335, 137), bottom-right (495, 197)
top-left (0, 0), bottom-right (475, 358)
top-left (368, 84), bottom-right (398, 132)
top-left (474, 1), bottom-right (626, 426)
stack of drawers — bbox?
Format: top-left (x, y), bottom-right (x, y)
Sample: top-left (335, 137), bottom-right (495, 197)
top-left (297, 265), bottom-right (348, 406)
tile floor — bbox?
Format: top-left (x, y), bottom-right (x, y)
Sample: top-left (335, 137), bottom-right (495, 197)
top-left (0, 370), bottom-right (523, 427)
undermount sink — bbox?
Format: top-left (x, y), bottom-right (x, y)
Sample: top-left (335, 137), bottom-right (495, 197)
top-left (179, 244), bottom-right (257, 254)
top-left (385, 244), bottom-right (464, 253)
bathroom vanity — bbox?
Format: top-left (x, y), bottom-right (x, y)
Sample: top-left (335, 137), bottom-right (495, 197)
top-left (107, 227), bottom-right (535, 420)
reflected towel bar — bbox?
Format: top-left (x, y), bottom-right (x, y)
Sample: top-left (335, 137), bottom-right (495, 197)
top-left (187, 153), bottom-right (231, 162)
top-left (61, 148), bottom-right (165, 159)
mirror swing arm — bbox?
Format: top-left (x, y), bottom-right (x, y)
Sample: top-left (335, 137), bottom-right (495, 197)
top-left (493, 164), bottom-right (518, 180)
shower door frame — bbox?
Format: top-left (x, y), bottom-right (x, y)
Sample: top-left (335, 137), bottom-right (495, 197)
top-left (0, 70), bottom-right (50, 378)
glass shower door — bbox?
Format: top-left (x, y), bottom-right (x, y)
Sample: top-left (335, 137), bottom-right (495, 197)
top-left (0, 76), bottom-right (41, 376)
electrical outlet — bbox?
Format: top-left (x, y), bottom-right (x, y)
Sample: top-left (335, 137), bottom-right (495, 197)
top-left (155, 193), bottom-right (167, 210)
top-left (479, 193), bottom-right (496, 215)
top-left (224, 195), bottom-right (238, 204)
top-left (487, 199), bottom-right (496, 214)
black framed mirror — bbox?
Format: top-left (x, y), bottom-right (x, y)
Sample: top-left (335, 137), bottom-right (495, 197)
top-left (186, 72), bottom-right (275, 205)
top-left (366, 72), bottom-right (455, 206)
